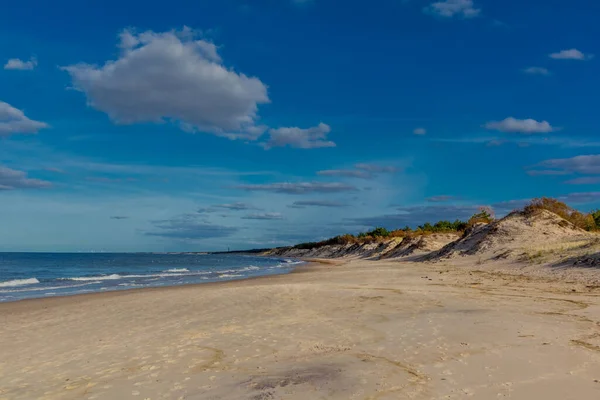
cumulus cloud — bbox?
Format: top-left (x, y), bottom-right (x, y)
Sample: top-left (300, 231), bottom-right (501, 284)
top-left (263, 123), bottom-right (335, 149)
top-left (289, 200), bottom-right (348, 208)
top-left (413, 127), bottom-right (427, 135)
top-left (146, 214), bottom-right (238, 240)
top-left (484, 117), bottom-right (557, 134)
top-left (235, 182), bottom-right (357, 194)
top-left (0, 101), bottom-right (49, 136)
top-left (549, 49), bottom-right (593, 61)
top-left (241, 212), bottom-right (283, 220)
top-left (4, 57), bottom-right (37, 70)
top-left (523, 67), bottom-right (551, 76)
top-left (534, 155), bottom-right (600, 175)
top-left (62, 28), bottom-right (270, 140)
top-left (424, 0), bottom-right (481, 18)
top-left (0, 166), bottom-right (52, 190)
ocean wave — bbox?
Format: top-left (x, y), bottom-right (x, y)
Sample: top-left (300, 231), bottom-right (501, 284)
top-left (0, 281), bottom-right (100, 293)
top-left (0, 278), bottom-right (40, 288)
top-left (59, 270), bottom-right (208, 282)
top-left (270, 261), bottom-right (304, 269)
top-left (57, 265), bottom-right (265, 283)
top-left (61, 274), bottom-right (126, 282)
top-left (219, 274), bottom-right (244, 278)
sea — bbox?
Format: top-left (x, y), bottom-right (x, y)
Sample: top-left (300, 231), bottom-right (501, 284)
top-left (0, 253), bottom-right (304, 303)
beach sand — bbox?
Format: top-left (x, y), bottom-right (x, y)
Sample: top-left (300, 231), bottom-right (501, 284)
top-left (1, 259), bottom-right (600, 399)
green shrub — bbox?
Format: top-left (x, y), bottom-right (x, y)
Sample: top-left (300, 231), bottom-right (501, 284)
top-left (467, 206), bottom-right (495, 227)
top-left (592, 209), bottom-right (600, 230)
top-left (358, 227), bottom-right (391, 238)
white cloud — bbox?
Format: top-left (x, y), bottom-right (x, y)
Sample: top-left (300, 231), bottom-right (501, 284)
top-left (0, 166), bottom-right (51, 190)
top-left (413, 127), bottom-right (427, 135)
top-left (355, 163), bottom-right (398, 173)
top-left (564, 177), bottom-right (600, 185)
top-left (62, 28), bottom-right (270, 140)
top-left (290, 200), bottom-right (347, 208)
top-left (263, 123), bottom-right (335, 149)
top-left (425, 0), bottom-right (481, 18)
top-left (484, 117), bottom-right (557, 134)
top-left (426, 195), bottom-right (455, 203)
top-left (241, 212), bottom-right (283, 220)
top-left (236, 182), bottom-right (357, 194)
top-left (214, 202), bottom-right (259, 211)
top-left (535, 155), bottom-right (600, 175)
top-left (317, 163), bottom-right (397, 179)
top-left (4, 57), bottom-right (37, 70)
top-left (0, 101), bottom-right (49, 136)
top-left (523, 67), bottom-right (550, 76)
top-left (317, 169), bottom-right (372, 179)
top-left (549, 49), bottom-right (593, 60)
top-left (146, 214), bottom-right (238, 240)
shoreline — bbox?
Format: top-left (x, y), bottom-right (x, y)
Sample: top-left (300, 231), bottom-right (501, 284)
top-left (0, 255), bottom-right (320, 306)
top-left (0, 259), bottom-right (330, 310)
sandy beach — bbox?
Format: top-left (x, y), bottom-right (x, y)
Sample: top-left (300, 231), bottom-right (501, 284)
top-left (1, 258), bottom-right (600, 399)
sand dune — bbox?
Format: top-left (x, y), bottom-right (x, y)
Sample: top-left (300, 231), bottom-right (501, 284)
top-left (266, 233), bottom-right (459, 260)
top-left (268, 209), bottom-right (600, 274)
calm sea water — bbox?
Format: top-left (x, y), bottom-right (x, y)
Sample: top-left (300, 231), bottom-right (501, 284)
top-left (0, 253), bottom-right (303, 302)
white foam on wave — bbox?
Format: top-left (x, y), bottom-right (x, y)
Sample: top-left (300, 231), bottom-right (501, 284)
top-left (57, 264), bottom-right (272, 284)
top-left (60, 272), bottom-right (203, 281)
top-left (219, 274), bottom-right (244, 278)
top-left (0, 278), bottom-right (40, 288)
top-left (284, 260), bottom-right (305, 266)
top-left (63, 274), bottom-right (124, 282)
top-left (270, 261), bottom-right (305, 269)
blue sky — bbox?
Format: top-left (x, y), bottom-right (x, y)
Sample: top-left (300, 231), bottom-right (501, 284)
top-left (2, 0), bottom-right (600, 252)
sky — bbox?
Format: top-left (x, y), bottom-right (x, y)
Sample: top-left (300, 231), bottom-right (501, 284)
top-left (2, 0), bottom-right (600, 252)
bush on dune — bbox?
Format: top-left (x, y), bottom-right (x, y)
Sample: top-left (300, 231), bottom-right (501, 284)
top-left (416, 219), bottom-right (467, 234)
top-left (592, 209), bottom-right (600, 229)
top-left (466, 206), bottom-right (495, 227)
top-left (524, 197), bottom-right (597, 231)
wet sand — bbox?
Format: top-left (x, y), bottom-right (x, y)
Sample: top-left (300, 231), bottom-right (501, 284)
top-left (1, 259), bottom-right (600, 399)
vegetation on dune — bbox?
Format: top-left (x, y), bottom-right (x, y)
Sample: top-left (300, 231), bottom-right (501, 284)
top-left (466, 206), bottom-right (495, 226)
top-left (591, 209), bottom-right (600, 229)
top-left (524, 197), bottom-right (598, 231)
top-left (292, 199), bottom-right (600, 251)
top-left (294, 216), bottom-right (477, 250)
